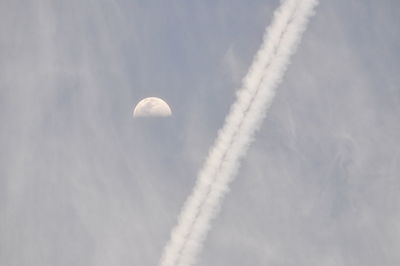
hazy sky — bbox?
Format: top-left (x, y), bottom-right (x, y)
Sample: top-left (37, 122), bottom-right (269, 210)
top-left (1, 0), bottom-right (399, 265)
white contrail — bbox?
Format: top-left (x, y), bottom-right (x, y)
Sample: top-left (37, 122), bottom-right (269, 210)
top-left (159, 1), bottom-right (318, 266)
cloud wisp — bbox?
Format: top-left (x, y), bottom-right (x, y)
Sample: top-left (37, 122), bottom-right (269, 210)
top-left (159, 1), bottom-right (318, 266)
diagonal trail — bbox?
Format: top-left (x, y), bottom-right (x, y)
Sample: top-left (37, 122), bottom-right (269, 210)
top-left (159, 1), bottom-right (318, 266)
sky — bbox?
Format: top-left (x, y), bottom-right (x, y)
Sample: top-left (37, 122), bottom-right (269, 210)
top-left (1, 0), bottom-right (399, 265)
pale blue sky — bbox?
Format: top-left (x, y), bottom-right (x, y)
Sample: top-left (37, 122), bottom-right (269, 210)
top-left (1, 0), bottom-right (399, 265)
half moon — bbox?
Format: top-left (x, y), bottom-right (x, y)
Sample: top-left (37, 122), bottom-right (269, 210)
top-left (133, 97), bottom-right (172, 117)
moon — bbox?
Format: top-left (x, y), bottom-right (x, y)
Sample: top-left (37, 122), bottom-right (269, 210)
top-left (133, 97), bottom-right (172, 118)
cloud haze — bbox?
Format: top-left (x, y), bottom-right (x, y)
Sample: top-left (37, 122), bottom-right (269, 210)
top-left (0, 0), bottom-right (399, 266)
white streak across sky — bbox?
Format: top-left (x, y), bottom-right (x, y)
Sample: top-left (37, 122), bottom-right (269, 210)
top-left (159, 1), bottom-right (319, 266)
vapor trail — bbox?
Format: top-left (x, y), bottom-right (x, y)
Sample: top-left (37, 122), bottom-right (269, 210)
top-left (159, 1), bottom-right (318, 266)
